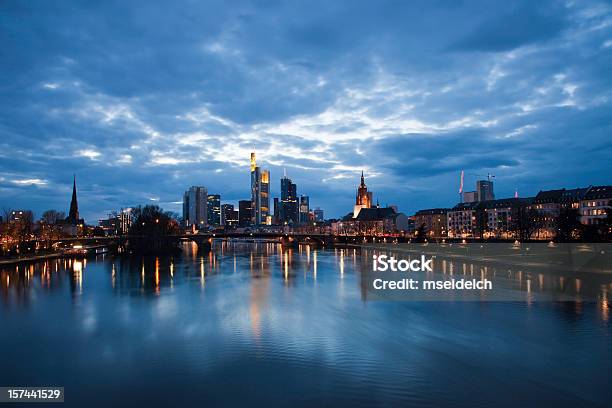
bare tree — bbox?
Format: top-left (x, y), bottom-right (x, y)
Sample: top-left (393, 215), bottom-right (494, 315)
top-left (512, 206), bottom-right (544, 241)
top-left (555, 207), bottom-right (582, 242)
top-left (2, 210), bottom-right (35, 253)
top-left (38, 210), bottom-right (65, 249)
top-left (0, 208), bottom-right (11, 256)
top-left (2, 208), bottom-right (13, 224)
top-left (128, 205), bottom-right (180, 253)
top-left (41, 210), bottom-right (65, 225)
top-left (415, 223), bottom-right (427, 242)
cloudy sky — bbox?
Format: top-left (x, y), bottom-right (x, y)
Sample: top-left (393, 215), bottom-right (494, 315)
top-left (1, 0), bottom-right (611, 222)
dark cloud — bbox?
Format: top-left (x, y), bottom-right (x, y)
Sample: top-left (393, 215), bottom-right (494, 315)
top-left (0, 0), bottom-right (611, 221)
top-left (452, 3), bottom-right (569, 52)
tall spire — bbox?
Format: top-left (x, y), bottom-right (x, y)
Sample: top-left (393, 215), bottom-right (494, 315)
top-left (360, 170), bottom-right (366, 187)
top-left (68, 174), bottom-right (80, 224)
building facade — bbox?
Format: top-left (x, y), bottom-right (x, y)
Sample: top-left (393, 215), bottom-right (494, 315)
top-left (250, 152), bottom-right (270, 225)
top-left (273, 197), bottom-right (280, 224)
top-left (98, 213), bottom-right (118, 235)
top-left (207, 194), bottom-right (221, 226)
top-left (462, 191), bottom-right (478, 203)
top-left (238, 200), bottom-right (252, 227)
top-left (448, 198), bottom-right (533, 239)
top-left (334, 207), bottom-right (408, 235)
top-left (280, 175), bottom-right (298, 225)
top-left (580, 186), bottom-right (612, 226)
top-left (447, 202), bottom-right (479, 238)
top-left (299, 196), bottom-right (310, 224)
top-left (414, 208), bottom-right (448, 238)
top-left (530, 188), bottom-right (588, 239)
top-left (314, 208), bottom-right (324, 222)
top-left (183, 186), bottom-right (208, 229)
top-left (118, 208), bottom-right (133, 234)
top-left (221, 204), bottom-right (239, 228)
top-left (476, 180), bottom-right (495, 202)
top-left (99, 207), bottom-right (133, 235)
top-left (479, 198), bottom-right (530, 239)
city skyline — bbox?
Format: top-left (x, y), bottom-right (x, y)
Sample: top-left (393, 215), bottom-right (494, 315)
top-left (1, 1), bottom-right (612, 222)
top-left (1, 143), bottom-right (611, 225)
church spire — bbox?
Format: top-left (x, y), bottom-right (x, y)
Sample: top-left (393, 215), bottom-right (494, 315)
top-left (67, 174), bottom-right (80, 224)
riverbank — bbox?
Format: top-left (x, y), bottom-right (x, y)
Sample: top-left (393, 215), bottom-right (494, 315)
top-left (0, 251), bottom-right (86, 266)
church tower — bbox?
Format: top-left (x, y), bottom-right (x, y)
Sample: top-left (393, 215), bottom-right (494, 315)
top-left (353, 171), bottom-right (373, 218)
top-left (67, 175), bottom-right (80, 224)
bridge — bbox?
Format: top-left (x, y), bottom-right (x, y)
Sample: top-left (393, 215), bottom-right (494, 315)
top-left (46, 232), bottom-right (409, 251)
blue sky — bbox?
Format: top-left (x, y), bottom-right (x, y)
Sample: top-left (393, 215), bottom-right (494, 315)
top-left (1, 0), bottom-right (611, 222)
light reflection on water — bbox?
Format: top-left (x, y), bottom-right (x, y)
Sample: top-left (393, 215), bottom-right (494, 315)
top-left (0, 241), bottom-right (611, 407)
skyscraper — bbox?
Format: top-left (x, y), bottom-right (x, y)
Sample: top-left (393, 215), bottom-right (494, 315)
top-left (280, 175), bottom-right (298, 224)
top-left (221, 204), bottom-right (239, 228)
top-left (183, 186), bottom-right (207, 229)
top-left (250, 151), bottom-right (270, 225)
top-left (299, 195), bottom-right (310, 224)
top-left (238, 200), bottom-right (252, 227)
top-left (261, 169), bottom-right (270, 224)
top-left (476, 180), bottom-right (495, 202)
top-left (314, 207), bottom-right (324, 222)
top-left (207, 194), bottom-right (221, 226)
top-left (273, 197), bottom-right (280, 224)
top-left (119, 207), bottom-right (133, 234)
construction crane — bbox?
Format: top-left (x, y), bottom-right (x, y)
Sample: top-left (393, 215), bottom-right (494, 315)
top-left (469, 173), bottom-right (496, 182)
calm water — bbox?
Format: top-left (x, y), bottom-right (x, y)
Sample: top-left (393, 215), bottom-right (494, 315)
top-left (1, 241), bottom-right (611, 407)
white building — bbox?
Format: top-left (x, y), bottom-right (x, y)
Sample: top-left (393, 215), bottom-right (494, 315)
top-left (580, 186), bottom-right (611, 226)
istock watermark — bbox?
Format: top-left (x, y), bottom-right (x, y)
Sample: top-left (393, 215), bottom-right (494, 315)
top-left (361, 243), bottom-right (612, 301)
top-left (372, 254), bottom-right (433, 272)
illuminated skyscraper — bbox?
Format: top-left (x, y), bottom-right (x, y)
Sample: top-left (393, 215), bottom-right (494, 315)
top-left (299, 195), bottom-right (310, 224)
top-left (250, 151), bottom-right (270, 225)
top-left (221, 204), bottom-right (239, 228)
top-left (207, 194), bottom-right (221, 226)
top-left (183, 186), bottom-right (207, 229)
top-left (280, 174), bottom-right (298, 224)
top-left (119, 207), bottom-right (133, 234)
top-left (261, 169), bottom-right (270, 224)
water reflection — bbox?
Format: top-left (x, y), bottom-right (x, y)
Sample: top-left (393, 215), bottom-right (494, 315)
top-left (1, 244), bottom-right (611, 320)
top-left (1, 241), bottom-right (612, 407)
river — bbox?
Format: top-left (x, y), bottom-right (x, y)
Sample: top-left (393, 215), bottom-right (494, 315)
top-left (1, 241), bottom-right (610, 407)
